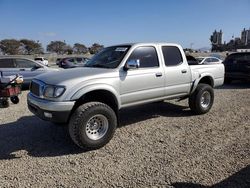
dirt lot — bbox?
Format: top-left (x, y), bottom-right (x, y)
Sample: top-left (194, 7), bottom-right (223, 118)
top-left (0, 82), bottom-right (249, 188)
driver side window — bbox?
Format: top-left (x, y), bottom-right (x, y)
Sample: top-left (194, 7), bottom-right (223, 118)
top-left (15, 59), bottom-right (35, 68)
top-left (127, 46), bottom-right (159, 68)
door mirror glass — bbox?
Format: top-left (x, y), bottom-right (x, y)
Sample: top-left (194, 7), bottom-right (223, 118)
top-left (124, 59), bottom-right (140, 70)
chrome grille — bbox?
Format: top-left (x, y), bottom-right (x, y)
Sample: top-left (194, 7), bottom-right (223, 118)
top-left (30, 80), bottom-right (45, 97)
top-left (30, 81), bottom-right (40, 96)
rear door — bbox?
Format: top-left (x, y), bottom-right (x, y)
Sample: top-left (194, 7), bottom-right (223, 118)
top-left (161, 46), bottom-right (192, 96)
top-left (0, 58), bottom-right (17, 76)
top-left (120, 46), bottom-right (165, 105)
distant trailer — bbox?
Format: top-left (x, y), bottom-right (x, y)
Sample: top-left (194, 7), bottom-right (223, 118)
top-left (236, 49), bottom-right (250, 52)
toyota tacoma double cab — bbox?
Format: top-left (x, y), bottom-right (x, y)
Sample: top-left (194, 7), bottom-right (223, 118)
top-left (27, 43), bottom-right (225, 149)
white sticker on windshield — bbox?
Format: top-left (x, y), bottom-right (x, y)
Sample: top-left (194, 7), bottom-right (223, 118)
top-left (115, 47), bottom-right (128, 52)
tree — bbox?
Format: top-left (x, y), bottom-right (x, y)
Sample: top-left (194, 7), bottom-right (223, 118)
top-left (0, 39), bottom-right (21, 55)
top-left (73, 43), bottom-right (88, 54)
top-left (89, 43), bottom-right (104, 54)
top-left (65, 45), bottom-right (73, 55)
top-left (46, 41), bottom-right (68, 54)
top-left (20, 39), bottom-right (43, 54)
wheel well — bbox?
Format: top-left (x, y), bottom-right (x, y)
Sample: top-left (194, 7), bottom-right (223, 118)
top-left (198, 76), bottom-right (214, 87)
top-left (73, 90), bottom-right (119, 114)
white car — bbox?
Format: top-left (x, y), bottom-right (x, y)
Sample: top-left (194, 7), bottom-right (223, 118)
top-left (34, 57), bottom-right (49, 66)
top-left (196, 57), bottom-right (222, 65)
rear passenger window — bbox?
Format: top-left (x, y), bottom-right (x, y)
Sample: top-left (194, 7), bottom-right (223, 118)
top-left (0, 59), bottom-right (15, 68)
top-left (162, 46), bottom-right (183, 66)
top-left (15, 59), bottom-right (35, 68)
top-left (224, 53), bottom-right (250, 64)
top-left (211, 58), bottom-right (219, 62)
top-left (127, 46), bottom-right (159, 68)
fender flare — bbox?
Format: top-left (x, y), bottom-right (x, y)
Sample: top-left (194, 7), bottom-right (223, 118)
top-left (70, 84), bottom-right (121, 109)
top-left (190, 73), bottom-right (214, 94)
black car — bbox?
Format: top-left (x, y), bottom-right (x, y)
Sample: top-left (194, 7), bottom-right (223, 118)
top-left (58, 57), bottom-right (90, 69)
top-left (223, 52), bottom-right (250, 83)
top-left (56, 58), bottom-right (62, 65)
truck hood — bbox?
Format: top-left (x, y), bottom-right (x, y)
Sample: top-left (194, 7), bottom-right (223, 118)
top-left (35, 67), bottom-right (117, 86)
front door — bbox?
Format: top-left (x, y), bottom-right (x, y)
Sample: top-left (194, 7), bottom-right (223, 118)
top-left (120, 46), bottom-right (165, 106)
top-left (14, 59), bottom-right (45, 84)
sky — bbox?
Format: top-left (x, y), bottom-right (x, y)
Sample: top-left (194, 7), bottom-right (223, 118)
top-left (0, 0), bottom-right (249, 49)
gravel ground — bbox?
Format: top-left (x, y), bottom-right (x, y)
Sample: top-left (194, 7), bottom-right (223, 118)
top-left (0, 82), bottom-right (249, 188)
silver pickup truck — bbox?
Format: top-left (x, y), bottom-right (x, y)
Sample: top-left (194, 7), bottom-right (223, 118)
top-left (27, 43), bottom-right (224, 149)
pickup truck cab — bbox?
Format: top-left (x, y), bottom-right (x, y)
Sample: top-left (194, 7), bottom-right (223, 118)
top-left (27, 43), bottom-right (224, 149)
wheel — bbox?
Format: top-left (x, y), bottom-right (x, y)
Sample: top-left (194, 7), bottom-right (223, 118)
top-left (0, 99), bottom-right (9, 108)
top-left (10, 96), bottom-right (19, 104)
top-left (189, 84), bottom-right (214, 115)
top-left (68, 102), bottom-right (117, 149)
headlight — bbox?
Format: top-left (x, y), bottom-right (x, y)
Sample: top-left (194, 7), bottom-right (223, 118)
top-left (43, 85), bottom-right (65, 98)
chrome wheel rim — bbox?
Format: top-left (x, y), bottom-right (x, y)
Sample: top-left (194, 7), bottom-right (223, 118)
top-left (86, 114), bottom-right (109, 140)
top-left (200, 91), bottom-right (211, 109)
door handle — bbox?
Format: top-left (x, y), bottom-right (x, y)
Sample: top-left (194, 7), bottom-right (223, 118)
top-left (155, 72), bottom-right (162, 77)
top-left (19, 69), bottom-right (25, 71)
top-left (181, 69), bottom-right (187, 73)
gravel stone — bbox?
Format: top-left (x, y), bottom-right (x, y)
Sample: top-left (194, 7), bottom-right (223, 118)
top-left (0, 82), bottom-right (249, 187)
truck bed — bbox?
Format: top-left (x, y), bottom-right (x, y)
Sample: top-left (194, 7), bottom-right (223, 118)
top-left (190, 63), bottom-right (225, 87)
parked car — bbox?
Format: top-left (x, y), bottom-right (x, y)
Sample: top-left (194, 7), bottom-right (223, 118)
top-left (28, 43), bottom-right (224, 149)
top-left (56, 58), bottom-right (62, 65)
top-left (58, 57), bottom-right (90, 69)
top-left (0, 57), bottom-right (58, 88)
top-left (34, 57), bottom-right (49, 66)
top-left (223, 52), bottom-right (250, 83)
top-left (196, 57), bottom-right (222, 65)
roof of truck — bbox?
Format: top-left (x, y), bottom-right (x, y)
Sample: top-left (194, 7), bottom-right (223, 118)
top-left (110, 42), bottom-right (181, 47)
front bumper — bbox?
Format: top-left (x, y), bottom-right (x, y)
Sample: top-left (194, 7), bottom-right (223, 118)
top-left (27, 92), bottom-right (75, 123)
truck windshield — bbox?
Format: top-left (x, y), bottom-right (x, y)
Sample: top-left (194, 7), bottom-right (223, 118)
top-left (85, 46), bottom-right (130, 68)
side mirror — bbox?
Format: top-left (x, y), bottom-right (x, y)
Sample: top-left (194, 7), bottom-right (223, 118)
top-left (124, 59), bottom-right (140, 71)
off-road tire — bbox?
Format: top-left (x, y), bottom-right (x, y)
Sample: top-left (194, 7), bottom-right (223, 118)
top-left (189, 84), bottom-right (214, 115)
top-left (68, 102), bottom-right (117, 149)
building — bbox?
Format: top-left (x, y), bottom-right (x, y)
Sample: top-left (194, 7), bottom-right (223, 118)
top-left (210, 30), bottom-right (223, 45)
top-left (241, 28), bottom-right (250, 45)
top-left (210, 30), bottom-right (223, 51)
top-left (211, 27), bottom-right (250, 52)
